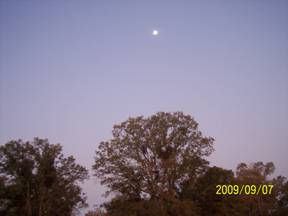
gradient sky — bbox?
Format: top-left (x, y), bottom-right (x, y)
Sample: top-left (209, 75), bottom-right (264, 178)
top-left (1, 0), bottom-right (288, 212)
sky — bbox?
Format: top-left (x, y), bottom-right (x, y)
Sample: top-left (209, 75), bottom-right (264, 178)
top-left (1, 0), bottom-right (288, 212)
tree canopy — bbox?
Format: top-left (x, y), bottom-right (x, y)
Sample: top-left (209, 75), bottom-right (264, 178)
top-left (92, 112), bottom-right (288, 216)
top-left (0, 138), bottom-right (89, 216)
top-left (1, 112), bottom-right (287, 216)
top-left (93, 112), bottom-right (214, 214)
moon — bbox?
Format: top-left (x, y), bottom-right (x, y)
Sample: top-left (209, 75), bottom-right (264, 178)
top-left (152, 30), bottom-right (159, 36)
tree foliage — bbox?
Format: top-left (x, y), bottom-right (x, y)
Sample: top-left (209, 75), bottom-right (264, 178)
top-left (93, 112), bottom-right (214, 215)
top-left (1, 112), bottom-right (287, 216)
top-left (85, 207), bottom-right (107, 216)
top-left (92, 112), bottom-right (288, 216)
top-left (234, 162), bottom-right (287, 216)
top-left (0, 138), bottom-right (89, 216)
top-left (181, 166), bottom-right (236, 216)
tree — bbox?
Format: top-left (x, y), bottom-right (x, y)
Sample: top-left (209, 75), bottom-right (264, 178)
top-left (93, 112), bottom-right (214, 215)
top-left (103, 194), bottom-right (200, 216)
top-left (181, 166), bottom-right (237, 216)
top-left (234, 161), bottom-right (277, 216)
top-left (271, 176), bottom-right (288, 216)
top-left (0, 138), bottom-right (89, 216)
top-left (181, 162), bottom-right (287, 216)
top-left (236, 161), bottom-right (275, 184)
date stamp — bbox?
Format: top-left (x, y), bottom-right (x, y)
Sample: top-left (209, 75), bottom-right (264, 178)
top-left (216, 184), bottom-right (274, 195)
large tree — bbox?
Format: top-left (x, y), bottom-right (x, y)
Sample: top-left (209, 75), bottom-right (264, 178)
top-left (93, 112), bottom-right (214, 214)
top-left (0, 138), bottom-right (89, 216)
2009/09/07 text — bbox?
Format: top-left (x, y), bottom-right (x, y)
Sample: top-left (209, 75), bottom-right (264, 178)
top-left (216, 184), bottom-right (274, 195)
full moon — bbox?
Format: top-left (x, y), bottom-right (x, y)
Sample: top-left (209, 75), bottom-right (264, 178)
top-left (152, 30), bottom-right (159, 36)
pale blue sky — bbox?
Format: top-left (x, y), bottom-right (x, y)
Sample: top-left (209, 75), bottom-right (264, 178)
top-left (1, 0), bottom-right (288, 212)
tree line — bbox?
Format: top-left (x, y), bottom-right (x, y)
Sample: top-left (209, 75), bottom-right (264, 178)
top-left (0, 112), bottom-right (287, 216)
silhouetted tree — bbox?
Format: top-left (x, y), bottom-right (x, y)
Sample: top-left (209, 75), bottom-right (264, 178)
top-left (93, 112), bottom-right (214, 215)
top-left (174, 162), bottom-right (287, 216)
top-left (234, 161), bottom-right (278, 216)
top-left (103, 194), bottom-right (200, 216)
top-left (181, 166), bottom-right (237, 216)
top-left (272, 176), bottom-right (288, 216)
top-left (0, 138), bottom-right (89, 216)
